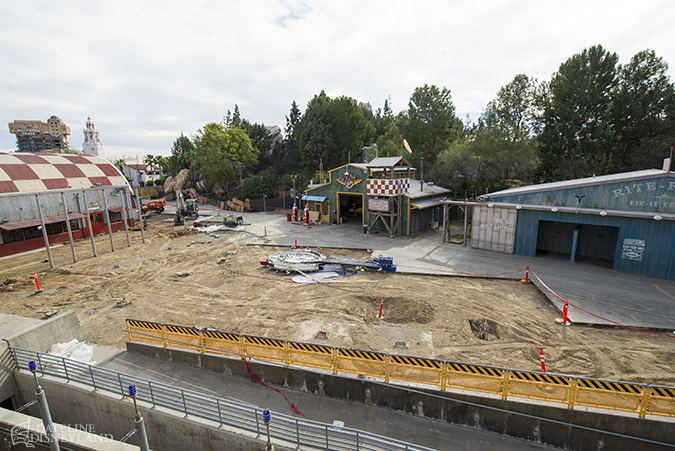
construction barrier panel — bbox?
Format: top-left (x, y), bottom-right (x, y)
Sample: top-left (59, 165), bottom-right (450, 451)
top-left (337, 348), bottom-right (387, 379)
top-left (507, 370), bottom-right (572, 405)
top-left (643, 386), bottom-right (675, 418)
top-left (202, 330), bottom-right (241, 357)
top-left (287, 341), bottom-right (334, 371)
top-left (164, 324), bottom-right (201, 351)
top-left (243, 335), bottom-right (286, 364)
top-left (445, 362), bottom-right (504, 395)
top-left (574, 378), bottom-right (645, 414)
top-left (125, 319), bottom-right (675, 419)
top-left (126, 319), bottom-right (165, 346)
top-left (388, 355), bottom-right (444, 387)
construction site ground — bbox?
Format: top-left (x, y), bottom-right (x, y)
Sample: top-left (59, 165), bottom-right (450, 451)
top-left (1, 209), bottom-right (674, 388)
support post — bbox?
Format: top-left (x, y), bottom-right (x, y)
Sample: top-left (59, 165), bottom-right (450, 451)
top-left (61, 192), bottom-right (77, 263)
top-left (135, 188), bottom-right (146, 243)
top-left (570, 226), bottom-right (580, 263)
top-left (35, 194), bottom-right (54, 268)
top-left (101, 189), bottom-right (114, 251)
top-left (30, 361), bottom-right (60, 451)
top-left (129, 385), bottom-right (151, 451)
top-left (121, 188), bottom-right (131, 247)
top-left (463, 200), bottom-right (469, 247)
top-left (81, 190), bottom-right (97, 257)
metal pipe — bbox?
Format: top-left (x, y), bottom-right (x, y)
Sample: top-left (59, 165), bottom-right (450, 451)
top-left (101, 189), bottom-right (114, 251)
top-left (30, 361), bottom-right (60, 451)
top-left (61, 192), bottom-right (77, 263)
top-left (35, 194), bottom-right (54, 268)
top-left (81, 190), bottom-right (97, 257)
top-left (463, 200), bottom-right (468, 247)
top-left (121, 188), bottom-right (131, 247)
top-left (129, 385), bottom-right (151, 451)
top-left (135, 189), bottom-right (145, 243)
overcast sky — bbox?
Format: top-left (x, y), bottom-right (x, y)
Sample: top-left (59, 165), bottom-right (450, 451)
top-left (1, 1), bottom-right (674, 160)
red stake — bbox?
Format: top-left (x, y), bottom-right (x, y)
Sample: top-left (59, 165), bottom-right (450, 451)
top-left (294, 236), bottom-right (297, 248)
top-left (540, 347), bottom-right (546, 372)
top-left (563, 300), bottom-right (569, 325)
top-left (264, 226), bottom-right (267, 236)
top-left (378, 296), bottom-right (384, 318)
top-left (525, 265), bottom-right (530, 283)
top-left (33, 273), bottom-right (42, 292)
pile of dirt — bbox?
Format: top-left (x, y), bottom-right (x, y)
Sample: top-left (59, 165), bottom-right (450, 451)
top-left (0, 215), bottom-right (674, 387)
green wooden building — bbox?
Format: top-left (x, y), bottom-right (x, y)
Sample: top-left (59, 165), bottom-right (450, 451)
top-left (302, 157), bottom-right (449, 236)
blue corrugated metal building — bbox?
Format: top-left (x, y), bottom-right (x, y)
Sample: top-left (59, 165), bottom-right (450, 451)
top-left (445, 168), bottom-right (675, 280)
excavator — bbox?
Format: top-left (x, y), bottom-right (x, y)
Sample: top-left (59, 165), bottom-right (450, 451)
top-left (174, 190), bottom-right (199, 225)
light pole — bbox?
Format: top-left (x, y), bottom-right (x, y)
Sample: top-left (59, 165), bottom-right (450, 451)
top-left (263, 409), bottom-right (274, 450)
top-left (236, 162), bottom-right (244, 201)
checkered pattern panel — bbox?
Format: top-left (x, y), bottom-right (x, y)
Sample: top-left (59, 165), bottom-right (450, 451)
top-left (367, 178), bottom-right (410, 196)
top-left (0, 153), bottom-right (128, 194)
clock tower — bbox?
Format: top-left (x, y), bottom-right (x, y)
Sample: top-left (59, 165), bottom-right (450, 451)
top-left (82, 117), bottom-right (107, 159)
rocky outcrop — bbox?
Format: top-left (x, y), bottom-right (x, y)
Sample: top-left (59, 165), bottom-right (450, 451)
top-left (164, 169), bottom-right (191, 200)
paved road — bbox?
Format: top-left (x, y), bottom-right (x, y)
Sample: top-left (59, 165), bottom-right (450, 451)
top-left (197, 208), bottom-right (675, 331)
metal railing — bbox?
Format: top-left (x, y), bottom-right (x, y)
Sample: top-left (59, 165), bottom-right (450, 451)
top-left (10, 347), bottom-right (436, 451)
top-left (126, 319), bottom-right (675, 420)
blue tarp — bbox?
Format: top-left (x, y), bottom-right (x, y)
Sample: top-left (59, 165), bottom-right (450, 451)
top-left (302, 195), bottom-right (327, 202)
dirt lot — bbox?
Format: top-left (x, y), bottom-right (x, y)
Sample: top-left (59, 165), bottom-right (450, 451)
top-left (1, 215), bottom-right (674, 386)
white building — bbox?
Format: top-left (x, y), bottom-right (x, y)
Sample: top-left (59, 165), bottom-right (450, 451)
top-left (82, 117), bottom-right (107, 159)
top-left (120, 156), bottom-right (161, 188)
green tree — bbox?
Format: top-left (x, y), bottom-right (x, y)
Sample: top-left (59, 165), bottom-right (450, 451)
top-left (538, 45), bottom-right (620, 180)
top-left (296, 91), bottom-right (335, 172)
top-left (192, 123), bottom-right (258, 198)
top-left (610, 49), bottom-right (675, 172)
top-left (400, 84), bottom-right (463, 167)
top-left (168, 134), bottom-right (194, 176)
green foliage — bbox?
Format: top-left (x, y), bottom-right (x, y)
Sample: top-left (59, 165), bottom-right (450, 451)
top-left (243, 168), bottom-right (280, 199)
top-left (168, 134), bottom-right (194, 176)
top-left (400, 84), bottom-right (463, 167)
top-left (295, 91), bottom-right (375, 173)
top-left (538, 45), bottom-right (620, 180)
top-left (192, 123), bottom-right (258, 189)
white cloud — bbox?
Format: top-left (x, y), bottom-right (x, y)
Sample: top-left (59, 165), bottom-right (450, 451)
top-left (1, 0), bottom-right (674, 159)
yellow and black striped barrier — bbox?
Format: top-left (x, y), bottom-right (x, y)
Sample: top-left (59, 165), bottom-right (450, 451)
top-left (126, 319), bottom-right (164, 345)
top-left (388, 355), bottom-right (444, 387)
top-left (574, 378), bottom-right (645, 413)
top-left (125, 319), bottom-right (675, 419)
top-left (507, 370), bottom-right (573, 405)
top-left (288, 341), bottom-right (334, 372)
top-left (337, 348), bottom-right (387, 379)
top-left (445, 362), bottom-right (505, 395)
top-left (243, 335), bottom-right (286, 364)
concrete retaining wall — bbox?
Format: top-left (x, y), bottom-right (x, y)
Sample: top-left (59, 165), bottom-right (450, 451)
top-left (14, 372), bottom-right (292, 451)
top-left (4, 311), bottom-right (83, 353)
top-left (127, 342), bottom-right (675, 451)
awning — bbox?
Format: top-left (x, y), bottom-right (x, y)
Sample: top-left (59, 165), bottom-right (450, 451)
top-left (302, 195), bottom-right (327, 202)
top-left (0, 213), bottom-right (87, 231)
top-left (411, 198), bottom-right (445, 209)
top-left (108, 207), bottom-right (124, 213)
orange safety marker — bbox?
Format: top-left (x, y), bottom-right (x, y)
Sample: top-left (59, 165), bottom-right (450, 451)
top-left (294, 236), bottom-right (297, 248)
top-left (264, 226), bottom-right (267, 236)
top-left (540, 347), bottom-right (546, 372)
top-left (562, 300), bottom-right (569, 325)
top-left (521, 265), bottom-right (531, 284)
top-left (378, 296), bottom-right (384, 318)
top-left (33, 273), bottom-right (42, 293)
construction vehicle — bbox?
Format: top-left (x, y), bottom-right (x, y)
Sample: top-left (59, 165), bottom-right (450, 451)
top-left (141, 199), bottom-right (165, 214)
top-left (174, 190), bottom-right (199, 225)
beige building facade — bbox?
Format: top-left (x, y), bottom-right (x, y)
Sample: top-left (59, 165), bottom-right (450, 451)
top-left (8, 116), bottom-right (71, 152)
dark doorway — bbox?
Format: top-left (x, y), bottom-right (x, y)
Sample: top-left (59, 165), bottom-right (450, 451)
top-left (338, 194), bottom-right (363, 225)
top-left (536, 221), bottom-right (618, 268)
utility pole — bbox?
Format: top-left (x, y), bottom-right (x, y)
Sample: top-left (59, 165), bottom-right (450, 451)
top-left (236, 161), bottom-right (244, 200)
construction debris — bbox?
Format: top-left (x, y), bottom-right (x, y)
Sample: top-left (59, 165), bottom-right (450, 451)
top-left (114, 298), bottom-right (130, 308)
top-left (265, 249), bottom-right (396, 273)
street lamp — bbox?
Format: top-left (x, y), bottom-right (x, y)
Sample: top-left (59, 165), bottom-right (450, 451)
top-left (236, 162), bottom-right (244, 201)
